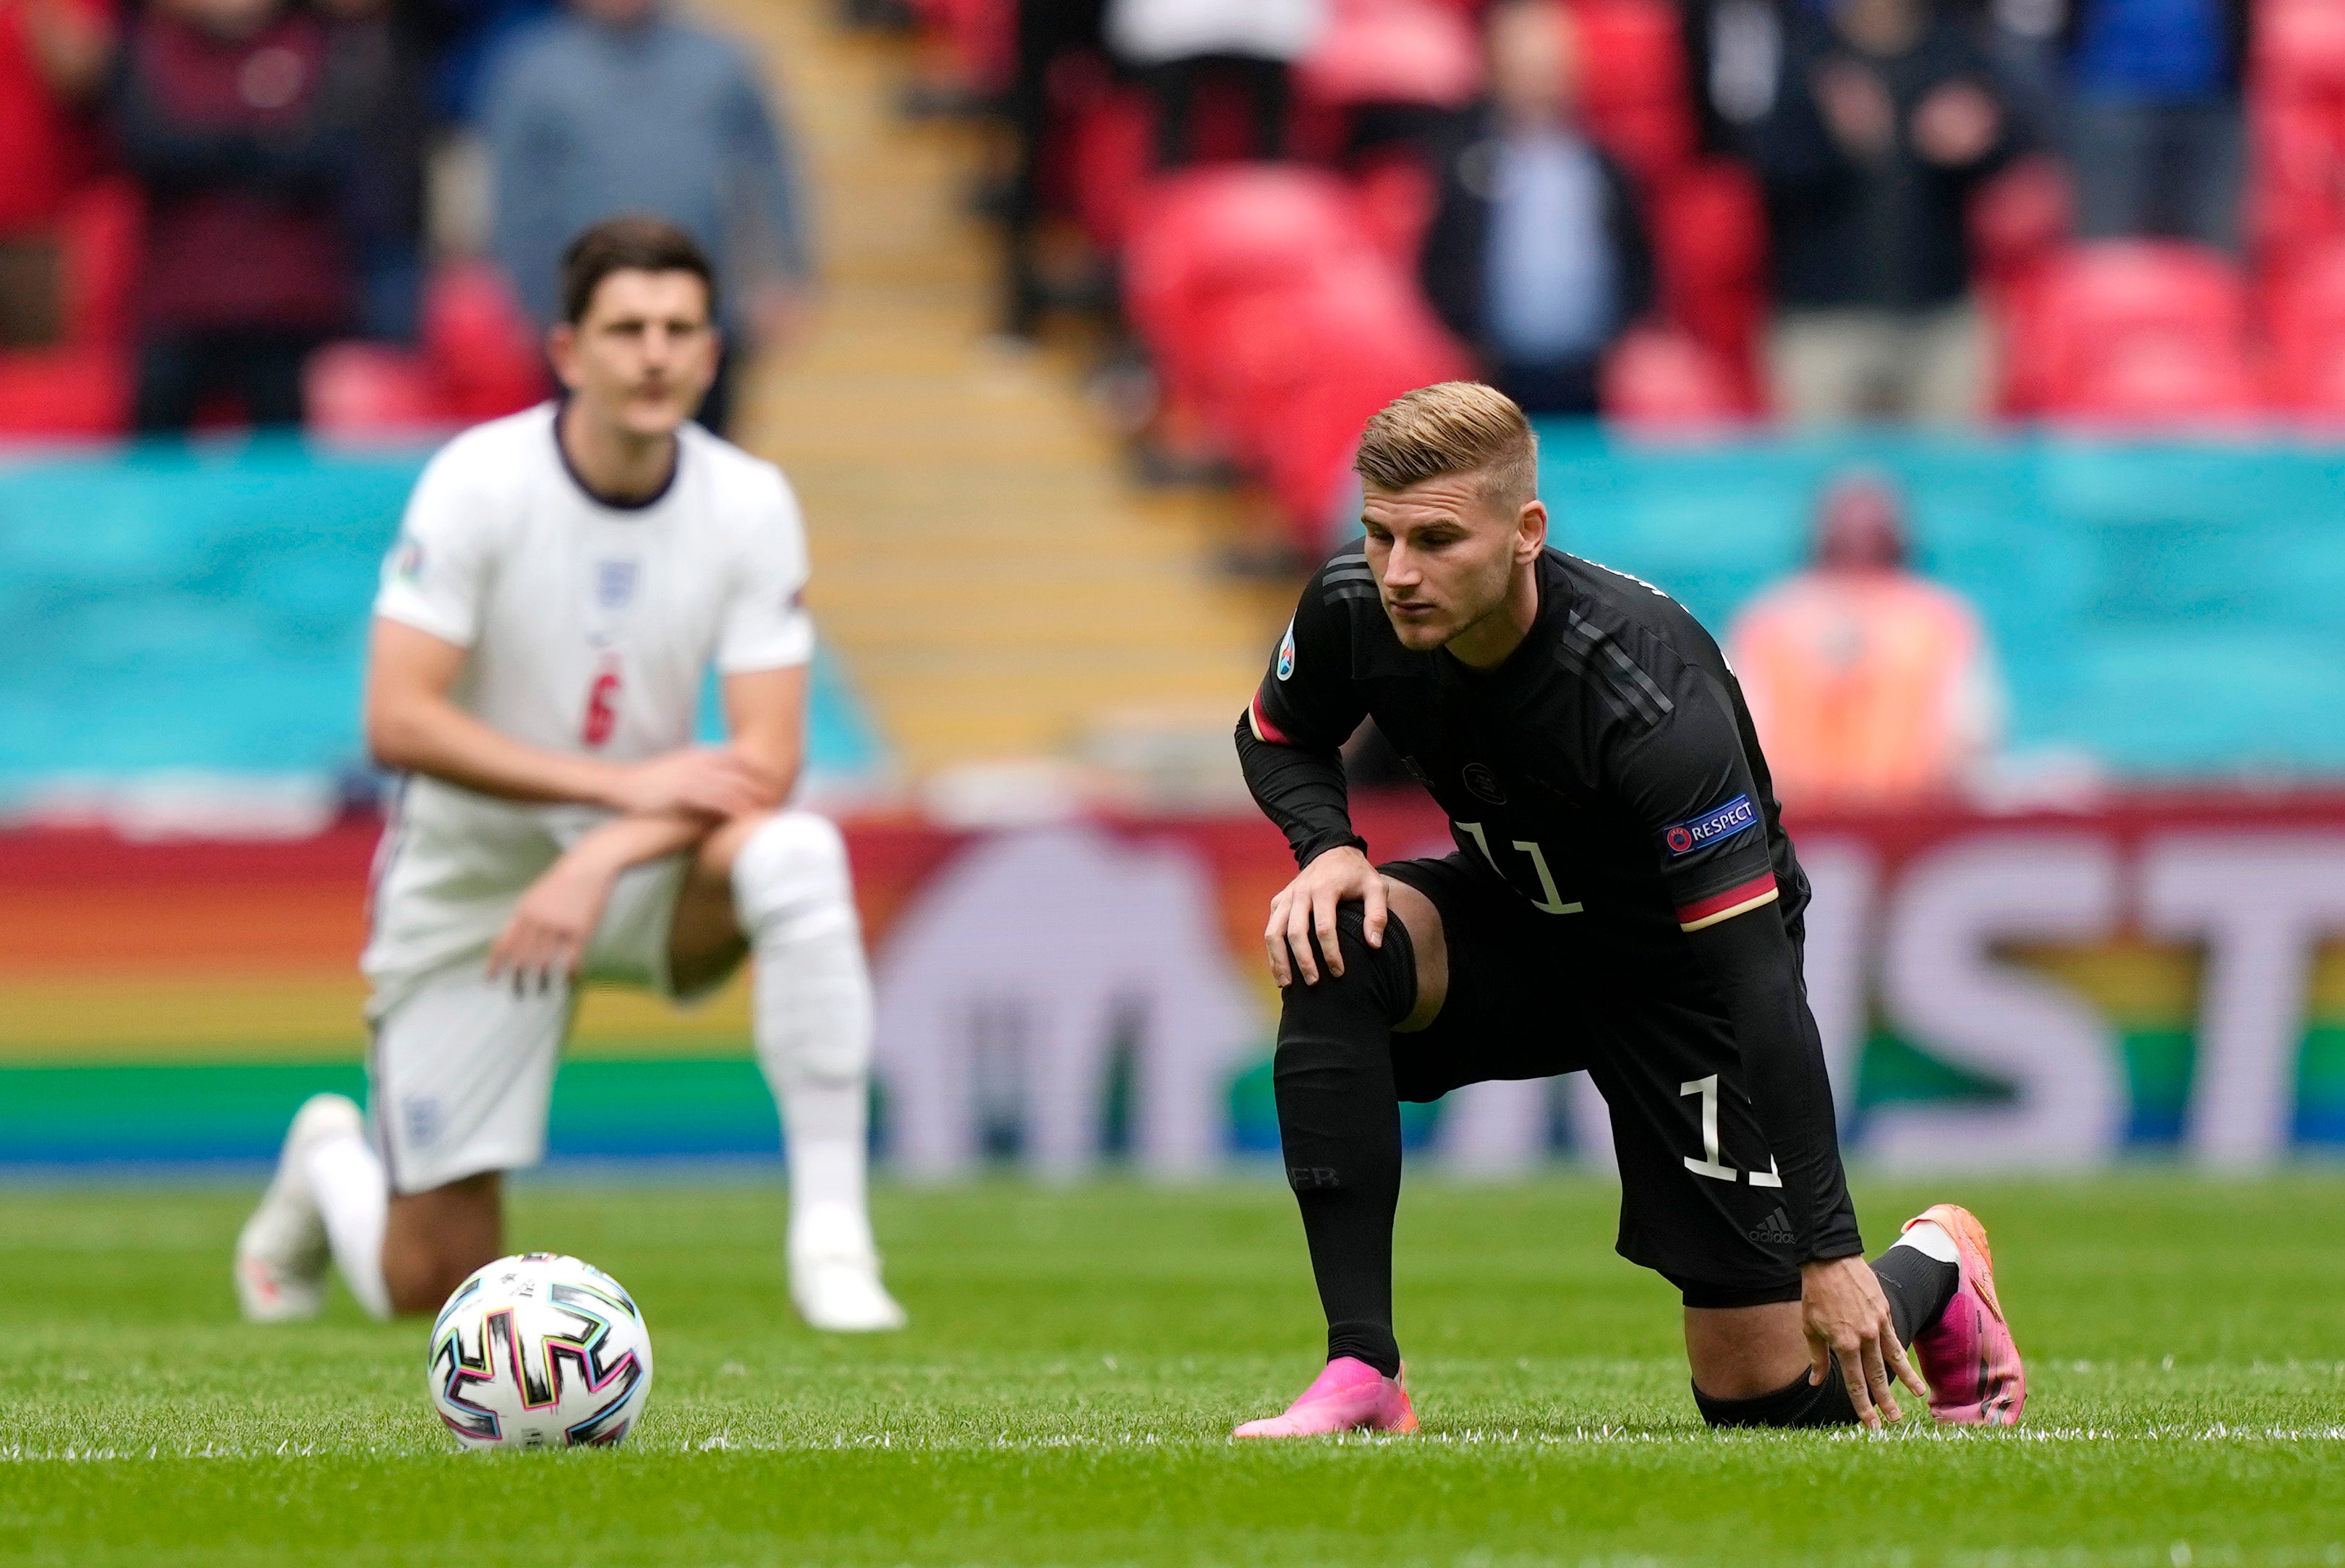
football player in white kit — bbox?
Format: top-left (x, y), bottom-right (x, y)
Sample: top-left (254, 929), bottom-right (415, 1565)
top-left (234, 216), bottom-right (905, 1332)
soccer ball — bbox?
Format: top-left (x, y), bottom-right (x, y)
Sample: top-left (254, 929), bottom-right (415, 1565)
top-left (425, 1252), bottom-right (654, 1451)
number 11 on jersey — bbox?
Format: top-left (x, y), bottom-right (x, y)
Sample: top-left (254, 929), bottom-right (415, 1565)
top-left (1455, 822), bottom-right (1583, 915)
top-left (1680, 1074), bottom-right (1784, 1187)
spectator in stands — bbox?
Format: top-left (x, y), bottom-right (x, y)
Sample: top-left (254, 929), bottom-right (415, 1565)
top-left (1726, 469), bottom-right (2004, 804)
top-left (0, 0), bottom-right (115, 349)
top-left (482, 0), bottom-right (812, 435)
top-left (1746, 0), bottom-right (2014, 424)
top-left (116, 0), bottom-right (360, 431)
top-left (318, 0), bottom-right (430, 341)
top-left (1000, 0), bottom-right (1107, 338)
top-left (1105, 0), bottom-right (1324, 166)
top-left (2061, 0), bottom-right (2246, 251)
top-left (422, 0), bottom-right (556, 123)
top-left (1418, 0), bottom-right (1652, 417)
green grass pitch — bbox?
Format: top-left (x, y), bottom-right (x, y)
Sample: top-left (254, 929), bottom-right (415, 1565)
top-left (4, 1174), bottom-right (2343, 1565)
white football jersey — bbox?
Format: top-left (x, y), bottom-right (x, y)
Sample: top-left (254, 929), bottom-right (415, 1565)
top-left (363, 403), bottom-right (814, 985)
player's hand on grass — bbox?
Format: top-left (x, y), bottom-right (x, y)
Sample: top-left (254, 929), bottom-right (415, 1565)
top-left (1264, 846), bottom-right (1385, 987)
top-left (1800, 1254), bottom-right (1928, 1428)
top-left (605, 746), bottom-right (772, 821)
top-left (488, 853), bottom-right (621, 993)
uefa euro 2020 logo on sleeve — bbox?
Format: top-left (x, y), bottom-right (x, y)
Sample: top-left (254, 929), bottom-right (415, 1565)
top-left (1276, 621), bottom-right (1296, 681)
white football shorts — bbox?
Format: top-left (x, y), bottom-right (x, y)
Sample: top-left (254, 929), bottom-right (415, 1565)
top-left (365, 850), bottom-right (716, 1194)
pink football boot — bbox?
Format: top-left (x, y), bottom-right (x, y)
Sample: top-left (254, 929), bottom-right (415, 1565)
top-left (1903, 1203), bottom-right (2025, 1426)
top-left (1232, 1357), bottom-right (1419, 1439)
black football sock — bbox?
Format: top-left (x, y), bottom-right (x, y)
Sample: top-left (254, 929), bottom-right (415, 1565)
top-left (1690, 1243), bottom-right (1959, 1429)
top-left (1272, 904), bottom-right (1417, 1380)
top-left (1693, 1359), bottom-right (1857, 1428)
top-left (1871, 1243), bottom-right (1962, 1347)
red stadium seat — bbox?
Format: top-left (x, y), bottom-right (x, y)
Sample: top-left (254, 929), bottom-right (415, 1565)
top-left (1351, 151), bottom-right (1443, 269)
top-left (54, 180), bottom-right (140, 349)
top-left (2255, 0), bottom-right (2345, 98)
top-left (2048, 336), bottom-right (2263, 426)
top-left (906, 0), bottom-right (1015, 95)
top-left (305, 342), bottom-right (453, 441)
top-left (1124, 167), bottom-right (1390, 463)
top-left (0, 180), bottom-right (141, 438)
top-left (303, 262), bottom-right (547, 440)
top-left (1999, 242), bottom-right (2250, 417)
top-left (2261, 237), bottom-right (2345, 407)
top-left (1123, 165), bottom-right (1382, 343)
top-left (1967, 156), bottom-right (2072, 290)
top-left (1257, 331), bottom-right (1473, 547)
top-left (1646, 161), bottom-right (1768, 406)
top-left (1153, 246), bottom-right (1468, 546)
top-left (2249, 95), bottom-right (2345, 262)
top-left (1295, 0), bottom-right (1485, 111)
top-left (1569, 0), bottom-right (1697, 181)
top-left (1064, 86), bottom-right (1155, 252)
top-left (1118, 163), bottom-right (1473, 547)
top-left (420, 261), bottom-right (550, 422)
top-left (1583, 100), bottom-right (1698, 183)
top-left (1600, 325), bottom-right (1751, 430)
top-left (1649, 162), bottom-right (1766, 312)
top-left (0, 347), bottom-right (131, 439)
top-left (1568, 0), bottom-right (1686, 111)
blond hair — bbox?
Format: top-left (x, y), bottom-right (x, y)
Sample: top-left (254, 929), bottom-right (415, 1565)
top-left (1354, 382), bottom-right (1538, 508)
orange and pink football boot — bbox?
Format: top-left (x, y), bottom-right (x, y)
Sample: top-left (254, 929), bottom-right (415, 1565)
top-left (1903, 1203), bottom-right (2025, 1426)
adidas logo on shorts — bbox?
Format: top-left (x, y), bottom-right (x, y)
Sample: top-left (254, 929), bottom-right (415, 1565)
top-left (1747, 1206), bottom-right (1796, 1247)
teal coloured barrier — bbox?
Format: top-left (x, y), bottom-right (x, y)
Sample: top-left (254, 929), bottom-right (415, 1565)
top-left (0, 438), bottom-right (887, 798)
top-left (1533, 426), bottom-right (2345, 775)
top-left (4, 431), bottom-right (2342, 784)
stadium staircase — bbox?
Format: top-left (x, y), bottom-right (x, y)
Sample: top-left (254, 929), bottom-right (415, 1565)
top-left (697, 0), bottom-right (1287, 796)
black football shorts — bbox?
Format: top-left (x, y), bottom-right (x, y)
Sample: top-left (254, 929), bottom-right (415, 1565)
top-left (1381, 851), bottom-right (1810, 1308)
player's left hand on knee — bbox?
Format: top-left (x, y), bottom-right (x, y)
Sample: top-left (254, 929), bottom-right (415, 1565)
top-left (1800, 1254), bottom-right (1928, 1428)
top-left (488, 856), bottom-right (618, 994)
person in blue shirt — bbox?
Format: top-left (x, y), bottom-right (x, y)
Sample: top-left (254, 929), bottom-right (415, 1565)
top-left (2061, 0), bottom-right (2247, 250)
top-left (1417, 0), bottom-right (1654, 417)
top-left (481, 0), bottom-right (813, 435)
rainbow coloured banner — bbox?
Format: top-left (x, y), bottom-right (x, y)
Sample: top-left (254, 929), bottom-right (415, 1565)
top-left (3, 794), bottom-right (2341, 1171)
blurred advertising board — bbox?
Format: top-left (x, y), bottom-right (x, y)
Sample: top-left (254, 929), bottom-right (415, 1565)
top-left (2, 792), bottom-right (2342, 1172)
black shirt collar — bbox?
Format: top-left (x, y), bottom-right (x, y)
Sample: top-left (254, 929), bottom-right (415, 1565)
top-left (552, 400), bottom-right (681, 513)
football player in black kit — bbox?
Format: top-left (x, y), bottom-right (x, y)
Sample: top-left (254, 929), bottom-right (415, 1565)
top-left (1230, 383), bottom-right (2025, 1437)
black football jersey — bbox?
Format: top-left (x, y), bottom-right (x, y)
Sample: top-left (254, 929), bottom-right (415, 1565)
top-left (1248, 545), bottom-right (1808, 953)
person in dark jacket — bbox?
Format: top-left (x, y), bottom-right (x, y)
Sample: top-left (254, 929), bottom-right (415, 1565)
top-left (1418, 0), bottom-right (1654, 417)
top-left (316, 0), bottom-right (431, 342)
top-left (1745, 0), bottom-right (2014, 424)
top-left (116, 0), bottom-right (361, 431)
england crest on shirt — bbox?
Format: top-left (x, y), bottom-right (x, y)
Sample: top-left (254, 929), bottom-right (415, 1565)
top-left (595, 558), bottom-right (640, 611)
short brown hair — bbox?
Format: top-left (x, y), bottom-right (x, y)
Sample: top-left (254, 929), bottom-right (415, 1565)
top-left (1354, 382), bottom-right (1538, 508)
top-left (559, 215), bottom-right (719, 325)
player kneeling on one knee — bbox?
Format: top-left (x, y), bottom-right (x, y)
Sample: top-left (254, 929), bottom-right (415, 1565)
top-left (1228, 381), bottom-right (2025, 1438)
top-left (234, 216), bottom-right (902, 1336)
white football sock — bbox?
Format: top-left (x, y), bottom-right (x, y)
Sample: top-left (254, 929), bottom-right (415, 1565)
top-left (731, 813), bottom-right (880, 1264)
top-left (781, 1074), bottom-right (876, 1263)
top-left (304, 1130), bottom-right (392, 1319)
top-left (1894, 1217), bottom-right (1960, 1264)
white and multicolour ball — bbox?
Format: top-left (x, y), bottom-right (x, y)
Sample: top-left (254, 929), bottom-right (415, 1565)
top-left (425, 1253), bottom-right (653, 1451)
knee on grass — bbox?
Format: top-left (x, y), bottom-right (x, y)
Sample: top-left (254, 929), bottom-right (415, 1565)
top-left (1692, 1360), bottom-right (1860, 1429)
